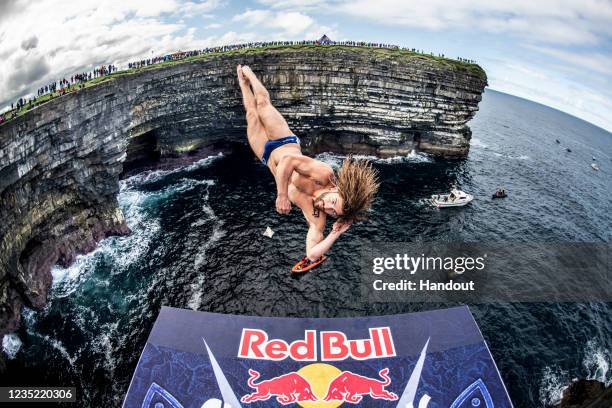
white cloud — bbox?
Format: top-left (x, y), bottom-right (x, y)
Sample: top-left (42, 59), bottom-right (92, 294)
top-left (179, 0), bottom-right (223, 16)
top-left (524, 45), bottom-right (612, 76)
top-left (232, 9), bottom-right (333, 39)
top-left (232, 9), bottom-right (273, 27)
top-left (271, 12), bottom-right (315, 36)
top-left (257, 0), bottom-right (327, 10)
top-left (260, 0), bottom-right (612, 46)
top-left (0, 0), bottom-right (225, 109)
top-left (487, 60), bottom-right (612, 131)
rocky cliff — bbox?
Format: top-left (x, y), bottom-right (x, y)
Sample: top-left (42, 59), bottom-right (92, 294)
top-left (0, 45), bottom-right (486, 336)
top-left (552, 379), bottom-right (612, 408)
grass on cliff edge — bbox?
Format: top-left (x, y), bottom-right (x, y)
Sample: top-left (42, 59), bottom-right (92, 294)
top-left (4, 44), bottom-right (486, 124)
top-left (103, 44), bottom-right (487, 81)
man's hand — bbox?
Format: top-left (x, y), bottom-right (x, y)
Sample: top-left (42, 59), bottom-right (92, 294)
top-left (332, 220), bottom-right (352, 235)
top-left (276, 195), bottom-right (292, 214)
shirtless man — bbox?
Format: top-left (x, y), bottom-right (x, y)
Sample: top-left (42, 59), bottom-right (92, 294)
top-left (237, 65), bottom-right (379, 261)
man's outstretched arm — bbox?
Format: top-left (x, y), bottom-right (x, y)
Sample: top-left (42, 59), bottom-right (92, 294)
top-left (306, 220), bottom-right (351, 261)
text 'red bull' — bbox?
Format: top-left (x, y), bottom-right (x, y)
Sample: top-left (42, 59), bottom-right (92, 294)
top-left (238, 327), bottom-right (395, 361)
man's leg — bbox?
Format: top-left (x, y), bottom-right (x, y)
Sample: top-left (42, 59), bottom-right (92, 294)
top-left (238, 65), bottom-right (266, 160)
top-left (240, 66), bottom-right (293, 140)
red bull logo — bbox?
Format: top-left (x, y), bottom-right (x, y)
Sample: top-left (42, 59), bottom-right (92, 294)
top-left (239, 327), bottom-right (399, 406)
top-left (238, 327), bottom-right (395, 361)
top-left (322, 368), bottom-right (398, 404)
top-left (241, 364), bottom-right (398, 407)
top-left (241, 369), bottom-right (318, 405)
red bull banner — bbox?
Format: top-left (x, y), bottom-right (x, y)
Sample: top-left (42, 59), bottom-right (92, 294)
top-left (123, 306), bottom-right (513, 407)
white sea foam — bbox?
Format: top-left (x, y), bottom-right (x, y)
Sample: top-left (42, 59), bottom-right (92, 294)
top-left (509, 154), bottom-right (530, 160)
top-left (51, 156), bottom-right (220, 300)
top-left (92, 321), bottom-right (120, 377)
top-left (2, 333), bottom-right (22, 359)
top-left (121, 153), bottom-right (223, 187)
top-left (30, 333), bottom-right (80, 367)
top-left (315, 150), bottom-right (432, 168)
top-left (583, 340), bottom-right (611, 386)
top-left (489, 151), bottom-right (529, 161)
top-left (188, 184), bottom-right (225, 310)
top-left (315, 152), bottom-right (344, 168)
top-left (188, 226), bottom-right (225, 311)
top-left (18, 307), bottom-right (82, 366)
top-left (29, 152), bottom-right (224, 384)
top-left (355, 150), bottom-right (432, 164)
top-left (51, 187), bottom-right (162, 296)
top-left (539, 366), bottom-right (569, 406)
top-left (21, 307), bottom-right (37, 326)
top-left (470, 138), bottom-right (488, 149)
top-left (540, 340), bottom-right (611, 406)
top-left (51, 249), bottom-right (102, 296)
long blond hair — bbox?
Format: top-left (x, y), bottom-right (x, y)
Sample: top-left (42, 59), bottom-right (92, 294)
top-left (335, 156), bottom-right (379, 222)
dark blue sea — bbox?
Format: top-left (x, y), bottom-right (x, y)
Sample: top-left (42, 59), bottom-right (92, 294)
top-left (2, 89), bottom-right (611, 407)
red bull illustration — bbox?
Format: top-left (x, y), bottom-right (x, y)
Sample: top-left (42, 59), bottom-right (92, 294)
top-left (123, 306), bottom-right (513, 408)
top-left (322, 368), bottom-right (398, 403)
top-left (241, 369), bottom-right (318, 405)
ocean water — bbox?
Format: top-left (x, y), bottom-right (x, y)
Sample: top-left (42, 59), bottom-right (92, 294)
top-left (2, 90), bottom-right (611, 407)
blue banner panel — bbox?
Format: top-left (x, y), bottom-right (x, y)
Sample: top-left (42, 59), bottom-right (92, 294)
top-left (123, 306), bottom-right (512, 408)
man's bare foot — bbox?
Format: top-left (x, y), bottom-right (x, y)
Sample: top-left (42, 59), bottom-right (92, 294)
top-left (241, 65), bottom-right (257, 82)
top-left (237, 64), bottom-right (248, 86)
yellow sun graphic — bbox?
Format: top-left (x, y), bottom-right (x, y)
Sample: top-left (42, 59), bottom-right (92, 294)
top-left (297, 363), bottom-right (343, 408)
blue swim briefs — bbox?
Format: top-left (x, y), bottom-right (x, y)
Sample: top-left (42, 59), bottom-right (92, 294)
top-left (261, 135), bottom-right (300, 165)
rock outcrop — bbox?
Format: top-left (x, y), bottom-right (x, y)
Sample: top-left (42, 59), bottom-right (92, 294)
top-left (552, 379), bottom-right (612, 408)
top-left (0, 45), bottom-right (486, 336)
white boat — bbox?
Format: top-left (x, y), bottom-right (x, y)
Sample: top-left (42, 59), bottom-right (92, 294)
top-left (591, 163), bottom-right (600, 171)
top-left (431, 188), bottom-right (474, 208)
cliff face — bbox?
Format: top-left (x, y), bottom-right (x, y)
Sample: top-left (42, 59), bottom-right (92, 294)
top-left (0, 46), bottom-right (486, 335)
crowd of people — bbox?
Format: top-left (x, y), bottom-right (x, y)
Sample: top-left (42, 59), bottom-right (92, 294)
top-left (125, 39), bottom-right (477, 69)
top-left (1, 38), bottom-right (477, 125)
top-left (1, 64), bottom-right (118, 124)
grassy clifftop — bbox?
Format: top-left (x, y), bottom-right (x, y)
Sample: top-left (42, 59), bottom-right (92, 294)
top-left (3, 44), bottom-right (486, 124)
top-left (115, 44), bottom-right (487, 81)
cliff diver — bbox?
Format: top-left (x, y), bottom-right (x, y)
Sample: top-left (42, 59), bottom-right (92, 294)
top-left (237, 65), bottom-right (379, 272)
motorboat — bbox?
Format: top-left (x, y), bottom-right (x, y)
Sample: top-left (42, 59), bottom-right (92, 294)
top-left (431, 188), bottom-right (474, 208)
top-left (591, 163), bottom-right (600, 171)
top-left (492, 188), bottom-right (507, 199)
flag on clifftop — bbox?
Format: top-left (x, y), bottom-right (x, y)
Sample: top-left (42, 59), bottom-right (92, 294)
top-left (123, 306), bottom-right (512, 407)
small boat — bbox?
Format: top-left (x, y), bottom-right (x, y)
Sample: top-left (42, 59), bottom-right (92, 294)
top-left (566, 148), bottom-right (572, 152)
top-left (492, 189), bottom-right (507, 199)
top-left (591, 163), bottom-right (600, 171)
top-left (292, 255), bottom-right (328, 273)
top-left (431, 188), bottom-right (474, 208)
top-left (263, 226), bottom-right (275, 238)
top-left (555, 139), bottom-right (560, 144)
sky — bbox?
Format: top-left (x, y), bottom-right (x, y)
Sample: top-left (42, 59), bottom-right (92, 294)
top-left (0, 0), bottom-right (611, 132)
